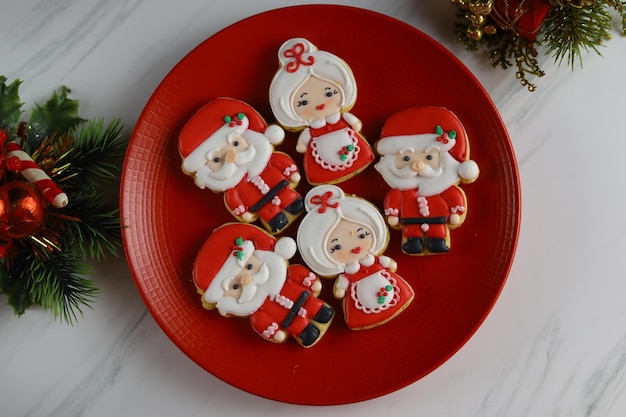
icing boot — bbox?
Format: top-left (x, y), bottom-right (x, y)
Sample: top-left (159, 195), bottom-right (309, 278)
top-left (313, 304), bottom-right (334, 324)
top-left (402, 237), bottom-right (424, 254)
top-left (426, 238), bottom-right (449, 254)
top-left (298, 323), bottom-right (321, 347)
top-left (285, 197), bottom-right (304, 215)
top-left (267, 212), bottom-right (289, 233)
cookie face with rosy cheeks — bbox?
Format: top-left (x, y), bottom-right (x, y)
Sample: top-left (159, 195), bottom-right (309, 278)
top-left (294, 76), bottom-right (342, 122)
top-left (222, 253), bottom-right (264, 300)
top-left (327, 220), bottom-right (374, 265)
top-left (393, 148), bottom-right (442, 179)
top-left (204, 132), bottom-right (253, 175)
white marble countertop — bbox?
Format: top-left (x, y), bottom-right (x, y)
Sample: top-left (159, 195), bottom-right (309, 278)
top-left (2, 1), bottom-right (626, 416)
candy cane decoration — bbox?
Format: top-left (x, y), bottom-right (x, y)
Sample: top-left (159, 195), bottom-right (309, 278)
top-left (6, 141), bottom-right (68, 208)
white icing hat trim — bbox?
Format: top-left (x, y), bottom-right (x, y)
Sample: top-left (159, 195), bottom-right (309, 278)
top-left (376, 133), bottom-right (455, 156)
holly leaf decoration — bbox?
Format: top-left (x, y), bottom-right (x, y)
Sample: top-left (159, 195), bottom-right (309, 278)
top-left (0, 76), bottom-right (24, 130)
top-left (29, 86), bottom-right (85, 140)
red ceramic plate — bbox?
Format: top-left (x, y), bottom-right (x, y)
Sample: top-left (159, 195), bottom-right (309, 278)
top-left (121, 5), bottom-right (520, 405)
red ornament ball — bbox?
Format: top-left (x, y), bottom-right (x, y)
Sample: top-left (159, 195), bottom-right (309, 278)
top-left (0, 181), bottom-right (48, 241)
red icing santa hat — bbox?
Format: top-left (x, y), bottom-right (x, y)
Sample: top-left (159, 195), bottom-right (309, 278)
top-left (376, 106), bottom-right (479, 183)
top-left (194, 223), bottom-right (297, 304)
top-left (179, 97), bottom-right (284, 173)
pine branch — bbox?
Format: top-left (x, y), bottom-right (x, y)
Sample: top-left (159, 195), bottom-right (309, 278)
top-left (543, 5), bottom-right (613, 68)
top-left (57, 118), bottom-right (127, 193)
top-left (58, 192), bottom-right (123, 261)
top-left (16, 246), bottom-right (97, 324)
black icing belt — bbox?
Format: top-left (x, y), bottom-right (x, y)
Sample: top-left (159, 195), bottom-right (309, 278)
top-left (280, 291), bottom-right (310, 328)
top-left (400, 216), bottom-right (447, 225)
top-left (249, 179), bottom-right (290, 213)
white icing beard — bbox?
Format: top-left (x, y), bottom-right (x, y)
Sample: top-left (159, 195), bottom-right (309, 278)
top-left (194, 131), bottom-right (272, 192)
top-left (214, 250), bottom-right (287, 317)
top-left (375, 152), bottom-right (461, 196)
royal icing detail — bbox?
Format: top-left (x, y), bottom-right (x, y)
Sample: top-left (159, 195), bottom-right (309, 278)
top-left (374, 106), bottom-right (480, 255)
top-left (269, 38), bottom-right (374, 185)
top-left (309, 123), bottom-right (361, 172)
top-left (248, 175), bottom-right (270, 195)
top-left (283, 164), bottom-right (298, 177)
top-left (303, 272), bottom-right (316, 287)
top-left (193, 223), bottom-right (334, 348)
top-left (297, 185), bottom-right (415, 330)
top-left (349, 270), bottom-right (400, 314)
top-left (262, 322), bottom-right (280, 338)
top-left (178, 98), bottom-right (304, 234)
top-left (271, 293), bottom-right (295, 310)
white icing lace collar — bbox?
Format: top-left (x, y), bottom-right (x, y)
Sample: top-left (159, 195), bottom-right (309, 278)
top-left (344, 253), bottom-right (376, 275)
top-left (309, 112), bottom-right (341, 129)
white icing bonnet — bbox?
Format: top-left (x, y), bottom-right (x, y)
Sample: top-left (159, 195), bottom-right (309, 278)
top-left (269, 37), bottom-right (357, 129)
top-left (297, 184), bottom-right (387, 277)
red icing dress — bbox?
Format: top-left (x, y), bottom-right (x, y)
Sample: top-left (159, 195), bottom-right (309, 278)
top-left (335, 255), bottom-right (414, 330)
top-left (298, 112), bottom-right (374, 185)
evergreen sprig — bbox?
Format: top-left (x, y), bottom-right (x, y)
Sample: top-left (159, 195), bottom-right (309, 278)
top-left (543, 4), bottom-right (613, 68)
top-left (453, 1), bottom-right (626, 90)
top-left (0, 76), bottom-right (126, 323)
top-left (11, 245), bottom-right (97, 323)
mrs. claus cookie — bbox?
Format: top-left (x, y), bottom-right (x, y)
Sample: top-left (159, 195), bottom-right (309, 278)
top-left (179, 97), bottom-right (304, 234)
top-left (374, 106), bottom-right (479, 255)
top-left (269, 37), bottom-right (374, 185)
top-left (297, 184), bottom-right (414, 330)
top-left (193, 223), bottom-right (334, 348)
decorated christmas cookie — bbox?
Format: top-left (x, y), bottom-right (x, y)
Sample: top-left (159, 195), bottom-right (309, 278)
top-left (193, 223), bottom-right (334, 348)
top-left (179, 97), bottom-right (304, 234)
top-left (269, 37), bottom-right (374, 185)
top-left (374, 106), bottom-right (480, 255)
top-left (297, 184), bottom-right (414, 330)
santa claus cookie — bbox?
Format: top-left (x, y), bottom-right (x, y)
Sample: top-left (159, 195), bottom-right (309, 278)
top-left (179, 97), bottom-right (304, 234)
top-left (269, 37), bottom-right (374, 185)
top-left (374, 106), bottom-right (480, 255)
top-left (193, 223), bottom-right (334, 348)
top-left (297, 184), bottom-right (414, 330)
